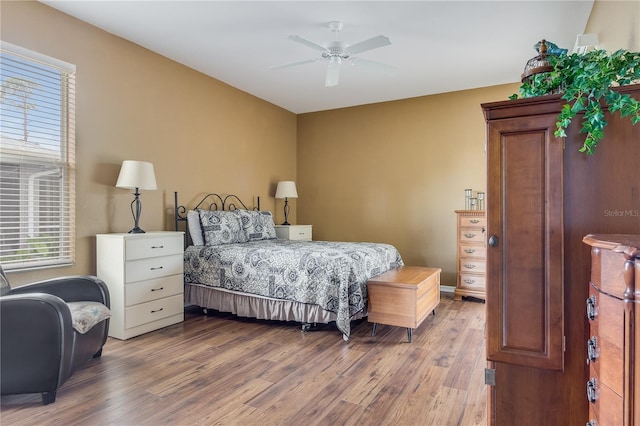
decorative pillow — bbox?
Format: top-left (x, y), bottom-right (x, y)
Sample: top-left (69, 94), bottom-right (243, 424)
top-left (0, 264), bottom-right (11, 296)
top-left (234, 210), bottom-right (277, 241)
top-left (66, 301), bottom-right (111, 334)
top-left (199, 210), bottom-right (246, 245)
top-left (187, 210), bottom-right (205, 246)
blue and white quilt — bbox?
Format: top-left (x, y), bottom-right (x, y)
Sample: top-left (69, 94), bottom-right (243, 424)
top-left (184, 239), bottom-right (403, 338)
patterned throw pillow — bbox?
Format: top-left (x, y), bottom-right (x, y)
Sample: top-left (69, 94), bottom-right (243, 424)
top-left (234, 210), bottom-right (277, 241)
top-left (199, 210), bottom-right (246, 245)
top-left (66, 301), bottom-right (111, 334)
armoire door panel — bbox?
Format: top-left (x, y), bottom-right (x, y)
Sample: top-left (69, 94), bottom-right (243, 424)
top-left (486, 114), bottom-right (565, 371)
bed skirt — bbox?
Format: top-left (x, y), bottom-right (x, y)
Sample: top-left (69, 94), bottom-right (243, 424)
top-left (185, 282), bottom-right (366, 326)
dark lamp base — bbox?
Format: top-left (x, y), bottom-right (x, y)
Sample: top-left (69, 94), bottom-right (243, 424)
top-left (281, 222), bottom-right (290, 226)
top-left (128, 227), bottom-right (146, 234)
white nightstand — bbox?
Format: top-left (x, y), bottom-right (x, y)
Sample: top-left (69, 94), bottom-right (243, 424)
top-left (274, 225), bottom-right (312, 241)
top-left (96, 231), bottom-right (184, 340)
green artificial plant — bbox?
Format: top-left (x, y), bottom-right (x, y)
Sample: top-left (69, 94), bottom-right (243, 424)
top-left (510, 48), bottom-right (640, 154)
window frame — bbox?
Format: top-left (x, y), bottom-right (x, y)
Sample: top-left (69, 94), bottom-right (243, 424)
top-left (0, 41), bottom-right (76, 271)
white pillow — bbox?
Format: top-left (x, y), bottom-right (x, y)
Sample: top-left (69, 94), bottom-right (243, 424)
top-left (187, 210), bottom-right (205, 246)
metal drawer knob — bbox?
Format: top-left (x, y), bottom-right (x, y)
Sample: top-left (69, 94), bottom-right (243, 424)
top-left (464, 248), bottom-right (476, 254)
top-left (470, 219), bottom-right (480, 224)
top-left (463, 279), bottom-right (475, 284)
top-left (463, 264), bottom-right (476, 269)
top-left (464, 233), bottom-right (476, 238)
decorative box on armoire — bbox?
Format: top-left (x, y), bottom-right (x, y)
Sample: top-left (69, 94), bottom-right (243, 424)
top-left (583, 234), bottom-right (640, 426)
top-left (454, 210), bottom-right (486, 301)
top-left (482, 84), bottom-right (640, 425)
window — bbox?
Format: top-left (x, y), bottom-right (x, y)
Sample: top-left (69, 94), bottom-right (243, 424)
top-left (0, 42), bottom-right (76, 270)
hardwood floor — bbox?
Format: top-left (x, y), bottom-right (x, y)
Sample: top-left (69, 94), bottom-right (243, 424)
top-left (1, 293), bottom-right (487, 425)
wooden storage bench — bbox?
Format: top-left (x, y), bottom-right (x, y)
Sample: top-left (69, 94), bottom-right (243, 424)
top-left (368, 266), bottom-right (441, 342)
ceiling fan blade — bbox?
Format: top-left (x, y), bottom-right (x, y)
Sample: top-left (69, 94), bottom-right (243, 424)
top-left (287, 35), bottom-right (327, 52)
top-left (350, 57), bottom-right (397, 74)
top-left (325, 59), bottom-right (341, 87)
top-left (269, 58), bottom-right (318, 70)
top-left (347, 35), bottom-right (391, 55)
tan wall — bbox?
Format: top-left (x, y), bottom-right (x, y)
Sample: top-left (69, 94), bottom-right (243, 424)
top-left (2, 1), bottom-right (297, 285)
top-left (296, 85), bottom-right (518, 286)
top-left (585, 0), bottom-right (639, 52)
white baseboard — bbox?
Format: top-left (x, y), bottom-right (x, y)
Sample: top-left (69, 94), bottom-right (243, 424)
top-left (440, 285), bottom-right (455, 294)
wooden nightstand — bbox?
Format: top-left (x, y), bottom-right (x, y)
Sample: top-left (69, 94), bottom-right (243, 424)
top-left (274, 225), bottom-right (312, 241)
top-left (96, 231), bottom-right (184, 340)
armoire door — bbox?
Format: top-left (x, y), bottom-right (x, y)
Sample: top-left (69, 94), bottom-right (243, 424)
top-left (485, 112), bottom-right (565, 371)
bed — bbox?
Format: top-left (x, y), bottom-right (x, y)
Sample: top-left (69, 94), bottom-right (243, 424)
top-left (174, 192), bottom-right (404, 340)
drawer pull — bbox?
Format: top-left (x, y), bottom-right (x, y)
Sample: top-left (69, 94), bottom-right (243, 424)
top-left (464, 233), bottom-right (476, 238)
top-left (150, 287), bottom-right (165, 292)
top-left (464, 249), bottom-right (476, 254)
top-left (463, 264), bottom-right (476, 269)
top-left (463, 279), bottom-right (476, 284)
top-left (586, 378), bottom-right (597, 403)
top-left (150, 307), bottom-right (164, 314)
top-left (151, 245), bottom-right (165, 249)
top-left (587, 336), bottom-right (598, 364)
top-left (470, 219), bottom-right (480, 224)
top-left (586, 295), bottom-right (597, 321)
top-left (150, 266), bottom-right (164, 271)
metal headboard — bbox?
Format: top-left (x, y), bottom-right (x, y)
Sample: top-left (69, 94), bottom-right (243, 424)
top-left (174, 191), bottom-right (260, 245)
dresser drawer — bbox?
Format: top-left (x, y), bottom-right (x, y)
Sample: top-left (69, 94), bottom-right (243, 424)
top-left (459, 244), bottom-right (486, 259)
top-left (126, 275), bottom-right (183, 305)
top-left (125, 294), bottom-right (184, 328)
top-left (125, 235), bottom-right (183, 261)
top-left (459, 229), bottom-right (485, 243)
top-left (459, 216), bottom-right (487, 228)
top-left (125, 254), bottom-right (183, 283)
top-left (460, 260), bottom-right (486, 273)
top-left (458, 273), bottom-right (485, 290)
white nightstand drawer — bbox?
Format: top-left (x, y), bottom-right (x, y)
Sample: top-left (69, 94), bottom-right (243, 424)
top-left (125, 234), bottom-right (183, 261)
top-left (125, 254), bottom-right (183, 283)
top-left (126, 275), bottom-right (183, 305)
top-left (275, 225), bottom-right (312, 241)
top-left (125, 294), bottom-right (184, 328)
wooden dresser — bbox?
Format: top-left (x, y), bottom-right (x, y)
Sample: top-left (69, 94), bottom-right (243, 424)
top-left (583, 234), bottom-right (640, 426)
top-left (454, 210), bottom-right (486, 301)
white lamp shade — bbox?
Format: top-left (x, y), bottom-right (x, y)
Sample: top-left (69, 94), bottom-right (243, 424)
top-left (116, 160), bottom-right (157, 190)
top-left (275, 181), bottom-right (298, 199)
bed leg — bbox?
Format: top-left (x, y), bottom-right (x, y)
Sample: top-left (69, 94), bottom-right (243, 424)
top-left (203, 308), bottom-right (208, 315)
top-left (301, 323), bottom-right (311, 332)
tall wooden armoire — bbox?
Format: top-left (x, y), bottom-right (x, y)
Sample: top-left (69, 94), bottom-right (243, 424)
top-left (482, 84), bottom-right (640, 425)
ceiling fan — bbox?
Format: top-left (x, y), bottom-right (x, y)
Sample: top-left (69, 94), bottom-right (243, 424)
top-left (270, 21), bottom-right (395, 87)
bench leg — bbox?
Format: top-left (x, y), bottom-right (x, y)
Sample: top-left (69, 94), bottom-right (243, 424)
top-left (407, 328), bottom-right (412, 343)
top-left (372, 323), bottom-right (378, 336)
top-left (432, 309), bottom-right (436, 315)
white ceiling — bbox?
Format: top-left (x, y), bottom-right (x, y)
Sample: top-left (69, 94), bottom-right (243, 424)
top-left (41, 1), bottom-right (594, 114)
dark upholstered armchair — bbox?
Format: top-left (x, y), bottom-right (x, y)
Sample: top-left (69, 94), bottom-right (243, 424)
top-left (0, 265), bottom-right (110, 405)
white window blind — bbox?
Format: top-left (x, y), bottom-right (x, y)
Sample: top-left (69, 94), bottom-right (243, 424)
top-left (0, 42), bottom-right (76, 271)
